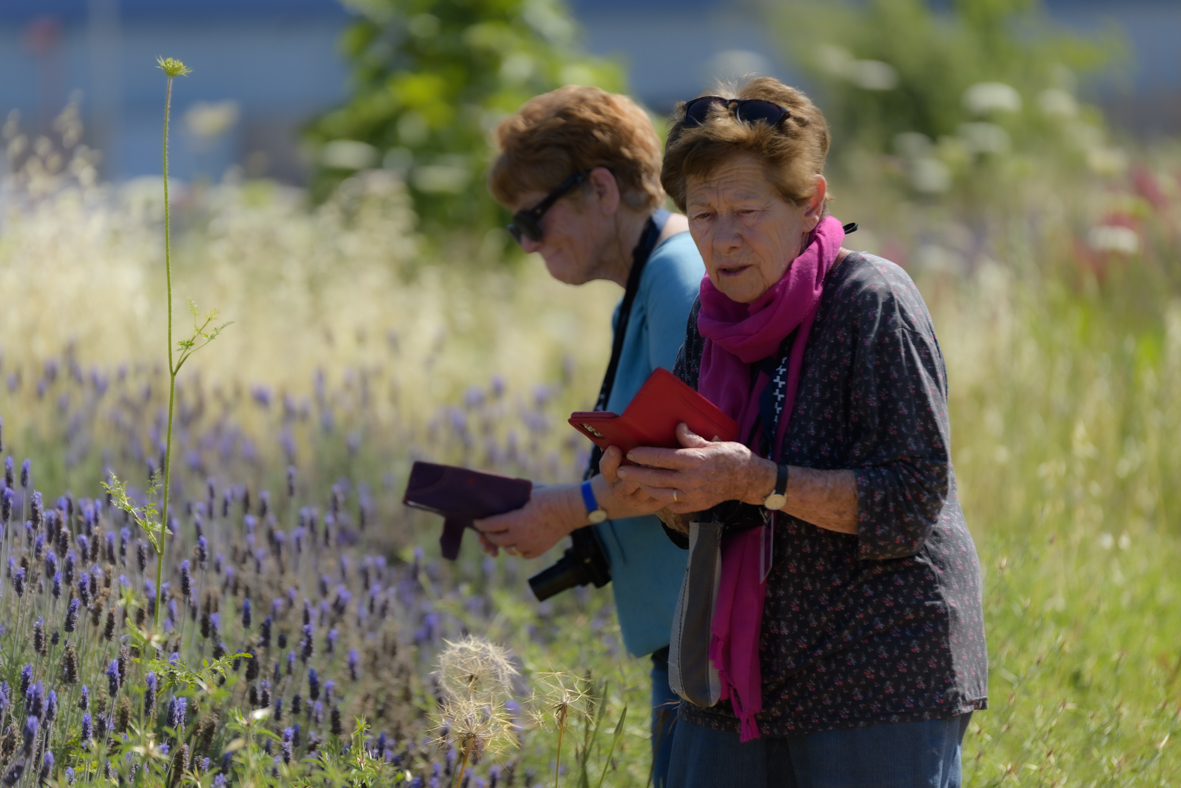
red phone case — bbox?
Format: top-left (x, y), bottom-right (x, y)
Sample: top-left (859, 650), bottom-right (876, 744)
top-left (568, 367), bottom-right (738, 460)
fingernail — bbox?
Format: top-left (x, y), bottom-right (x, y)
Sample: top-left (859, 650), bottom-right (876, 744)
top-left (617, 468), bottom-right (628, 478)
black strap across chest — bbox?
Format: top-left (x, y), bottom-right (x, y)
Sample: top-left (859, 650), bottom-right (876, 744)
top-left (585, 208), bottom-right (670, 479)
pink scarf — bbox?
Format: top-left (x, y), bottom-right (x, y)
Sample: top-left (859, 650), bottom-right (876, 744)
top-left (696, 215), bottom-right (846, 741)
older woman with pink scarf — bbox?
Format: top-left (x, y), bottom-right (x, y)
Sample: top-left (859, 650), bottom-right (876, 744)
top-left (593, 77), bottom-right (988, 787)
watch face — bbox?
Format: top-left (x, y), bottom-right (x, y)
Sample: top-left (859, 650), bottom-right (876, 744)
top-left (588, 510), bottom-right (608, 524)
top-left (764, 493), bottom-right (787, 510)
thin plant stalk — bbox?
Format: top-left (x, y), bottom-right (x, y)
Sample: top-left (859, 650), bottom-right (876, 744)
top-left (138, 56), bottom-right (229, 634)
top-left (156, 62), bottom-right (179, 633)
top-left (554, 706), bottom-right (568, 788)
top-left (453, 738), bottom-right (474, 788)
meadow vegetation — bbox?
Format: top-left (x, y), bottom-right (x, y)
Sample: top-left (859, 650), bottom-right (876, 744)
top-left (2, 1), bottom-right (1181, 780)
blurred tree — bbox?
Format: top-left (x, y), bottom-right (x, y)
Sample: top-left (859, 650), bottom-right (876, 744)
top-left (768, 0), bottom-right (1124, 197)
top-left (307, 0), bottom-right (624, 235)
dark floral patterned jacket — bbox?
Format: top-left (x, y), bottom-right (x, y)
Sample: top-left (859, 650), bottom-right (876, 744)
top-left (670, 252), bottom-right (988, 737)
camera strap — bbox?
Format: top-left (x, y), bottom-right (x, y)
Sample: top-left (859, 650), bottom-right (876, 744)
top-left (585, 208), bottom-right (671, 480)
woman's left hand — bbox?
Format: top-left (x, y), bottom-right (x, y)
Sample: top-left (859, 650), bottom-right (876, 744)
top-left (473, 485), bottom-right (583, 560)
top-left (617, 423), bottom-right (775, 514)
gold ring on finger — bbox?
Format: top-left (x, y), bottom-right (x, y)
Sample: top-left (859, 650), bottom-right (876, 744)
top-left (672, 490), bottom-right (679, 503)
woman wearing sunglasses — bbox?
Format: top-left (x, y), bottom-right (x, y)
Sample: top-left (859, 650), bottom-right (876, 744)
top-left (475, 85), bottom-right (705, 786)
top-left (588, 77), bottom-right (988, 787)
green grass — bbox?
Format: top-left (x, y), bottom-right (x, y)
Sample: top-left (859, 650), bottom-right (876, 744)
top-left (2, 147), bottom-right (1180, 784)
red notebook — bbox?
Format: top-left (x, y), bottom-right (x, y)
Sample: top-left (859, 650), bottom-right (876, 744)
top-left (569, 367), bottom-right (738, 461)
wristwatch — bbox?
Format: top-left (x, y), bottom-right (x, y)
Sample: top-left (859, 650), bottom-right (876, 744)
top-left (763, 463), bottom-right (788, 510)
top-left (581, 480), bottom-right (608, 524)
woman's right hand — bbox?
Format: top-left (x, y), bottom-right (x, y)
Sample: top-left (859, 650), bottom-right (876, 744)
top-left (598, 445), bottom-right (666, 516)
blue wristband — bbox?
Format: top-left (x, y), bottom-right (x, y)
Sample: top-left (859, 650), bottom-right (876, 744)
top-left (581, 480), bottom-right (607, 523)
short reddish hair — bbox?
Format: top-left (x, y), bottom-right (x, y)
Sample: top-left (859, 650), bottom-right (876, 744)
top-left (489, 86), bottom-right (663, 213)
top-left (661, 77), bottom-right (831, 213)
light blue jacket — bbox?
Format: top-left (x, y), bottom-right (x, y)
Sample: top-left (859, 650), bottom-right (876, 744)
top-left (595, 231), bottom-right (704, 657)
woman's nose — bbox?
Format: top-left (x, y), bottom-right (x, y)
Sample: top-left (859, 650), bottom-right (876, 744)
top-left (714, 215), bottom-right (742, 250)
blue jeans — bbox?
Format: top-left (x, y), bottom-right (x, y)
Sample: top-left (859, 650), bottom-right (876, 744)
top-left (666, 713), bottom-right (972, 788)
top-left (650, 647), bottom-right (679, 788)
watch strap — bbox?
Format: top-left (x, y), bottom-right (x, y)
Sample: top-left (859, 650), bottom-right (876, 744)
top-left (580, 480), bottom-right (607, 523)
top-left (763, 463), bottom-right (788, 510)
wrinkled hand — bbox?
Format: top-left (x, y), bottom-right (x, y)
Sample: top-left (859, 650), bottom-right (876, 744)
top-left (599, 445), bottom-right (665, 517)
top-left (473, 485), bottom-right (579, 560)
top-left (617, 423), bottom-right (774, 514)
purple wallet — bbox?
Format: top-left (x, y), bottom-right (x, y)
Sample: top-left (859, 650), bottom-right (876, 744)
top-left (402, 462), bottom-right (533, 560)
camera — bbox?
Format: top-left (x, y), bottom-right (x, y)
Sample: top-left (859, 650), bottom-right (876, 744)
top-left (527, 525), bottom-right (611, 601)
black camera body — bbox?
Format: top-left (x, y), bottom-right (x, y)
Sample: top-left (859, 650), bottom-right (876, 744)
top-left (527, 525), bottom-right (611, 601)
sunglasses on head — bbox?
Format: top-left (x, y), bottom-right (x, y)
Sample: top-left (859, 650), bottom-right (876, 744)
top-left (507, 171), bottom-right (587, 244)
top-left (682, 96), bottom-right (792, 129)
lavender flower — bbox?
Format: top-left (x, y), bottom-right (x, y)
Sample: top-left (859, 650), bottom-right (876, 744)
top-left (25, 682), bottom-right (44, 718)
top-left (12, 567), bottom-right (25, 597)
top-left (307, 669), bottom-right (320, 702)
top-left (348, 648), bottom-right (360, 681)
top-left (22, 715), bottom-right (38, 756)
top-left (78, 685), bottom-right (89, 711)
top-left (81, 712), bottom-right (92, 743)
top-left (2, 457), bottom-right (12, 489)
top-left (326, 627), bottom-right (338, 655)
top-left (32, 619), bottom-right (46, 656)
top-left (145, 673), bottom-right (157, 719)
top-left (241, 597), bottom-right (252, 629)
top-left (0, 489), bottom-right (12, 523)
top-left (3, 759), bottom-right (23, 786)
top-left (196, 535), bottom-right (208, 566)
top-left (180, 560), bottom-right (192, 600)
top-left (106, 660), bottom-right (120, 696)
top-left (45, 691), bottom-right (56, 723)
top-left (20, 459), bottom-right (30, 489)
top-left (300, 623), bottom-right (314, 662)
top-left (30, 492), bottom-right (43, 529)
top-left (281, 727), bottom-right (294, 764)
top-left (167, 696), bottom-right (188, 730)
top-left (52, 571), bottom-right (62, 600)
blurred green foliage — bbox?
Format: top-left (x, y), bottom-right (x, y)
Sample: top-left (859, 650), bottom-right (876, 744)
top-left (307, 0), bottom-right (624, 234)
top-left (769, 0), bottom-right (1125, 199)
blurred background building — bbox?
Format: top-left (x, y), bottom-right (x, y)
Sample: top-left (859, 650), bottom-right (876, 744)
top-left (1, 0), bottom-right (1177, 184)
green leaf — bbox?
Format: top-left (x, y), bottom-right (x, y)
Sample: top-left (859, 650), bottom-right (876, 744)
top-left (594, 703), bottom-right (627, 788)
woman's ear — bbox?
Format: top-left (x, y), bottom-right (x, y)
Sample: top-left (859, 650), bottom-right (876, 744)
top-left (803, 175), bottom-right (827, 229)
top-left (588, 166), bottom-right (621, 215)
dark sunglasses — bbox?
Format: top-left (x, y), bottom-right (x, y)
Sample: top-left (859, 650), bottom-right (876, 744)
top-left (682, 96), bottom-right (791, 128)
top-left (507, 171), bottom-right (586, 244)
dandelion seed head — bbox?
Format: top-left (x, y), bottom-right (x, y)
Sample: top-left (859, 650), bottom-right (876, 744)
top-left (436, 635), bottom-right (518, 708)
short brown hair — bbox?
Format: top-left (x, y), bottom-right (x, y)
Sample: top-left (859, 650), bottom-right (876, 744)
top-left (661, 77), bottom-right (831, 213)
top-left (489, 86), bottom-right (663, 213)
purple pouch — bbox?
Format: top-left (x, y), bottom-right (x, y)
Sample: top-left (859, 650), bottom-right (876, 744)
top-left (402, 462), bottom-right (533, 560)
